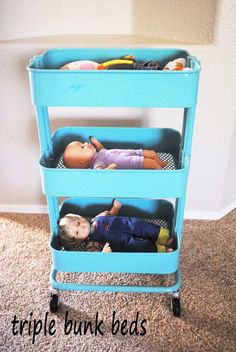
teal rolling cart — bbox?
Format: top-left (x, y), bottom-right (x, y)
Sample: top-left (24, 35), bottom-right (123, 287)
top-left (27, 48), bottom-right (200, 316)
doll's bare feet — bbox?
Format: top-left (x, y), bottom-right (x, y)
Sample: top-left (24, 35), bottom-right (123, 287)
top-left (152, 152), bottom-right (168, 168)
top-left (157, 243), bottom-right (174, 252)
top-left (156, 237), bottom-right (174, 252)
top-left (155, 161), bottom-right (168, 169)
top-left (143, 158), bottom-right (167, 170)
top-left (102, 242), bottom-right (112, 252)
top-left (166, 247), bottom-right (173, 252)
top-left (159, 160), bottom-right (168, 168)
top-left (166, 237), bottom-right (174, 252)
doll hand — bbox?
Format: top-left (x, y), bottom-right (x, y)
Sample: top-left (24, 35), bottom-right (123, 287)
top-left (89, 136), bottom-right (104, 151)
top-left (106, 163), bottom-right (117, 169)
top-left (112, 199), bottom-right (122, 210)
top-left (102, 242), bottom-right (112, 252)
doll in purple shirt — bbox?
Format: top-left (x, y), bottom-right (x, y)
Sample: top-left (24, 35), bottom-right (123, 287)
top-left (58, 199), bottom-right (173, 253)
top-left (63, 136), bottom-right (167, 169)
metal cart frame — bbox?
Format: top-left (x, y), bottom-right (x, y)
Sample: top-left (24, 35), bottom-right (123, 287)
top-left (27, 48), bottom-right (200, 316)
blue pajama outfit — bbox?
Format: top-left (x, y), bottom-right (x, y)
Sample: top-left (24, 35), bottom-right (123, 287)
top-left (90, 216), bottom-right (165, 252)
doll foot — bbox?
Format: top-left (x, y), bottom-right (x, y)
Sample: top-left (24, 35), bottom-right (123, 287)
top-left (156, 244), bottom-right (173, 253)
top-left (166, 237), bottom-right (174, 247)
top-left (156, 238), bottom-right (174, 252)
top-left (159, 160), bottom-right (168, 168)
top-left (155, 162), bottom-right (167, 169)
top-left (156, 154), bottom-right (168, 168)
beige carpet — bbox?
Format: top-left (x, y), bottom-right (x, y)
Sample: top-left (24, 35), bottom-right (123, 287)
top-left (0, 210), bottom-right (235, 352)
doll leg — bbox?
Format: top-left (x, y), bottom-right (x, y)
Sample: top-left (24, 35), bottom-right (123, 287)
top-left (125, 237), bottom-right (157, 252)
top-left (154, 153), bottom-right (168, 168)
top-left (131, 219), bottom-right (174, 251)
top-left (125, 237), bottom-right (172, 253)
top-left (143, 150), bottom-right (167, 168)
top-left (132, 219), bottom-right (164, 242)
top-left (143, 158), bottom-right (167, 170)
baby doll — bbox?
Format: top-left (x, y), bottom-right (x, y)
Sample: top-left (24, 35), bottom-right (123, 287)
top-left (58, 199), bottom-right (173, 253)
top-left (63, 136), bottom-right (167, 170)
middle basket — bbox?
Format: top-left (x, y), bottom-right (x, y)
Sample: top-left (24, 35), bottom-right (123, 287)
top-left (40, 126), bottom-right (189, 199)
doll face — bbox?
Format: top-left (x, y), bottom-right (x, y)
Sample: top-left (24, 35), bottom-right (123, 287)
top-left (60, 214), bottom-right (91, 240)
top-left (63, 141), bottom-right (96, 168)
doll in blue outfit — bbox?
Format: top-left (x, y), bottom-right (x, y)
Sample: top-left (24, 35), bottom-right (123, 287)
top-left (58, 199), bottom-right (173, 253)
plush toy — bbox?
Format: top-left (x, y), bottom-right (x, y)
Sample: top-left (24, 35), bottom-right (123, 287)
top-left (58, 199), bottom-right (174, 253)
top-left (163, 58), bottom-right (186, 71)
top-left (97, 55), bottom-right (136, 70)
top-left (135, 60), bottom-right (161, 70)
top-left (60, 60), bottom-right (99, 70)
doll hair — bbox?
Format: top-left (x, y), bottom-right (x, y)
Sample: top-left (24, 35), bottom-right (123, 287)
top-left (58, 214), bottom-right (84, 251)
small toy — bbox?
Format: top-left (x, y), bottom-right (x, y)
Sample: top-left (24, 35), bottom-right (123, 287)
top-left (163, 58), bottom-right (186, 71)
top-left (135, 60), bottom-right (161, 70)
top-left (98, 56), bottom-right (161, 70)
top-left (97, 55), bottom-right (135, 70)
top-left (60, 60), bottom-right (99, 70)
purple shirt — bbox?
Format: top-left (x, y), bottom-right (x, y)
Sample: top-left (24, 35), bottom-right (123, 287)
top-left (91, 148), bottom-right (144, 169)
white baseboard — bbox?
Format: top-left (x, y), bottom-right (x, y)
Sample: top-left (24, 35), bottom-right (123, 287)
top-left (0, 201), bottom-right (235, 220)
top-left (184, 200), bottom-right (236, 220)
top-left (0, 204), bottom-right (48, 214)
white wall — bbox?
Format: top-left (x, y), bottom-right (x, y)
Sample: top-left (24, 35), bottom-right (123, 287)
top-left (0, 0), bottom-right (63, 39)
top-left (0, 0), bottom-right (218, 42)
top-left (0, 0), bottom-right (235, 219)
top-left (0, 0), bottom-right (133, 40)
top-left (133, 0), bottom-right (218, 44)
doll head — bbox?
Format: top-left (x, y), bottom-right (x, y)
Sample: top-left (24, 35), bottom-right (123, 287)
top-left (58, 213), bottom-right (91, 250)
top-left (63, 141), bottom-right (96, 168)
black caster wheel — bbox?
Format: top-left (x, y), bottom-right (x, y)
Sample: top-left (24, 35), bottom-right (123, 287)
top-left (171, 297), bottom-right (181, 317)
top-left (50, 293), bottom-right (59, 313)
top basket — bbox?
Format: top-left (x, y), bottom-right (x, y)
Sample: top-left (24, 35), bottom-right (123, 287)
top-left (27, 48), bottom-right (200, 108)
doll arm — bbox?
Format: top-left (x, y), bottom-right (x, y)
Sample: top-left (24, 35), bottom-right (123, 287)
top-left (95, 199), bottom-right (122, 217)
top-left (89, 136), bottom-right (105, 151)
top-left (109, 199), bottom-right (122, 215)
top-left (102, 242), bottom-right (112, 252)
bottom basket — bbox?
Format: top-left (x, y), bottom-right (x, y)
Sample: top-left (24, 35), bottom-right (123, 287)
top-left (50, 197), bottom-right (179, 275)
